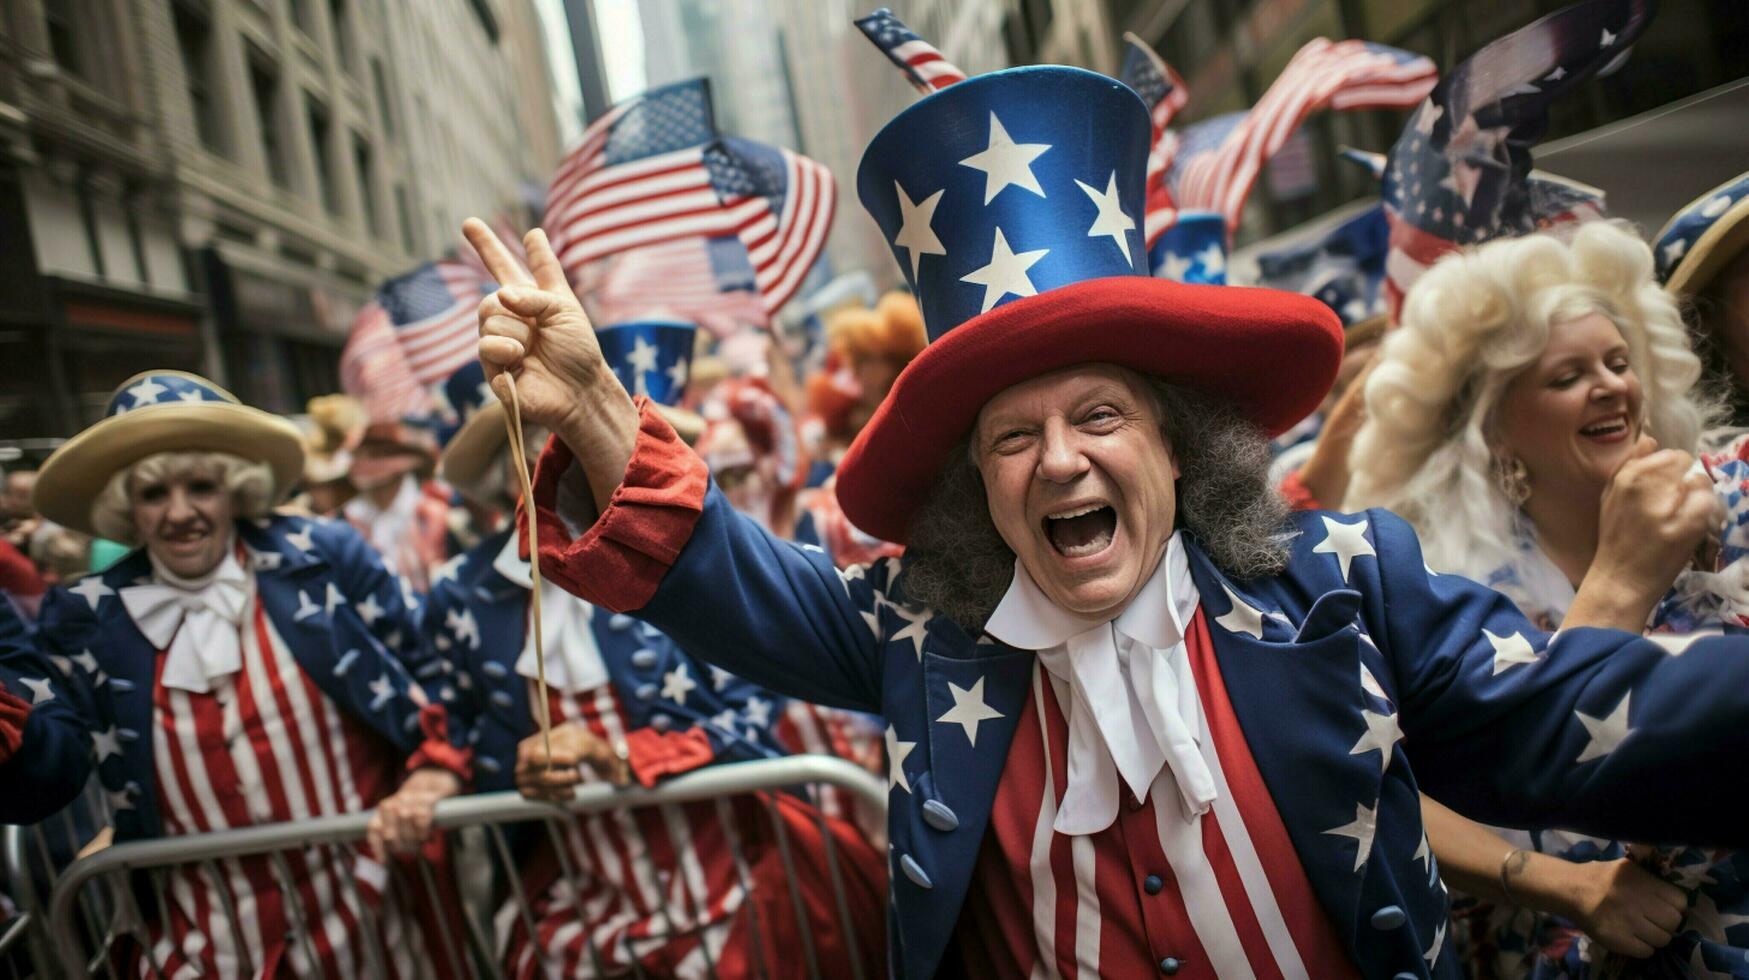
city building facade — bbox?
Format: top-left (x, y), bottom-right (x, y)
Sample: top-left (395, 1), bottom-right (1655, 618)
top-left (0, 0), bottom-right (563, 444)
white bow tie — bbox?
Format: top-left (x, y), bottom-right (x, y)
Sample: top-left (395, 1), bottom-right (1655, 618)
top-left (986, 535), bottom-right (1217, 835)
top-left (121, 547), bottom-right (250, 694)
top-left (493, 535), bottom-right (610, 693)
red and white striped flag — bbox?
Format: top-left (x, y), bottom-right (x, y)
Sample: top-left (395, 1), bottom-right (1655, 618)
top-left (1163, 38), bottom-right (1437, 236)
top-left (854, 8), bottom-right (967, 95)
top-left (338, 303), bottom-right (430, 424)
top-left (582, 237), bottom-right (772, 337)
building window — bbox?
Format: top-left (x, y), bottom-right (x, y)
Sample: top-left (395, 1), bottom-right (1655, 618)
top-left (290, 0), bottom-right (318, 37)
top-left (306, 97), bottom-right (339, 214)
top-left (370, 57), bottom-right (396, 137)
top-left (249, 53), bottom-right (289, 189)
top-left (394, 184), bottom-right (416, 253)
top-left (329, 0), bottom-right (353, 72)
top-left (172, 3), bottom-right (223, 154)
top-left (44, 1), bottom-right (83, 78)
top-left (353, 133), bottom-right (379, 236)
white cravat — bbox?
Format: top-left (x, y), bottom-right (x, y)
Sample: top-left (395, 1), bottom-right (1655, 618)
top-left (121, 539), bottom-right (250, 694)
top-left (492, 534), bottom-right (610, 693)
top-left (985, 533), bottom-right (1216, 835)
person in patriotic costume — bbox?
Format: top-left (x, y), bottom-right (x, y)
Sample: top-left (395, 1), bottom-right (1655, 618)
top-left (0, 371), bottom-right (470, 977)
top-left (463, 58), bottom-right (1749, 979)
top-left (421, 350), bottom-right (885, 978)
top-left (1656, 171), bottom-right (1749, 437)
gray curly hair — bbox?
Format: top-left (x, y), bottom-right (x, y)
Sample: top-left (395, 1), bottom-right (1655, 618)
top-left (901, 378), bottom-right (1292, 631)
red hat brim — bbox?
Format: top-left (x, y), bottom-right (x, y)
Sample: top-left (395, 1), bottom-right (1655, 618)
top-left (835, 277), bottom-right (1343, 544)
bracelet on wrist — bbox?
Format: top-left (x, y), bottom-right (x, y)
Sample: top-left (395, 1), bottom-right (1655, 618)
top-left (1499, 847), bottom-right (1529, 906)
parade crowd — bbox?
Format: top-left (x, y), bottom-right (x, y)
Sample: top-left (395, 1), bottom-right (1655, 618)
top-left (2, 0), bottom-right (1749, 977)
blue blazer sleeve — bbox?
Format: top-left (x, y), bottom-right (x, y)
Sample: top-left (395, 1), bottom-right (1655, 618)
top-left (1359, 507), bottom-right (1749, 845)
top-left (0, 593), bottom-right (101, 823)
top-left (635, 485), bottom-right (888, 715)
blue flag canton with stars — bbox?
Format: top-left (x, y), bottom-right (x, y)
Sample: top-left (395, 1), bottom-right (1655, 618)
top-left (1382, 0), bottom-right (1653, 248)
top-left (596, 321), bottom-right (697, 407)
top-left (602, 77), bottom-right (717, 165)
top-left (703, 136), bottom-right (788, 217)
top-left (1118, 42), bottom-right (1174, 113)
top-left (105, 372), bottom-right (234, 417)
top-left (857, 66), bottom-right (1152, 343)
top-left (377, 262), bottom-right (469, 326)
top-left (1253, 206), bottom-right (1390, 326)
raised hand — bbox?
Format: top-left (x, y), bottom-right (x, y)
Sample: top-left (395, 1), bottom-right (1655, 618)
top-left (463, 218), bottom-right (639, 514)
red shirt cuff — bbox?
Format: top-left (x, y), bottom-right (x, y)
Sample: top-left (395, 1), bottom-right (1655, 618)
top-left (406, 704), bottom-right (472, 781)
top-left (624, 727), bottom-right (715, 788)
top-left (520, 397), bottom-right (710, 612)
top-left (0, 684), bottom-right (28, 764)
top-left (1278, 469), bottom-right (1323, 512)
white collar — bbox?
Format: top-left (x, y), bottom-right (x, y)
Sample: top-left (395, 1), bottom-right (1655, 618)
top-left (491, 533), bottom-right (610, 693)
top-left (984, 533), bottom-right (1216, 834)
top-left (123, 536), bottom-right (251, 693)
top-left (986, 532), bottom-right (1197, 650)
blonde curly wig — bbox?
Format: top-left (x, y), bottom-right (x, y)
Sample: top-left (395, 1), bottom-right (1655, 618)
top-left (91, 451), bottom-right (276, 546)
top-left (1344, 220), bottom-right (1717, 584)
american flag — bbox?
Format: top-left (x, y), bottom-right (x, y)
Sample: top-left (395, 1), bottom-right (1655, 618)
top-left (1118, 32), bottom-right (1189, 138)
top-left (545, 79), bottom-right (835, 317)
top-left (338, 302), bottom-right (428, 424)
top-left (337, 259), bottom-right (487, 425)
top-left (855, 8), bottom-right (966, 95)
top-left (583, 236), bottom-right (772, 337)
top-left (1379, 0), bottom-right (1650, 317)
top-left (1153, 39), bottom-right (1437, 245)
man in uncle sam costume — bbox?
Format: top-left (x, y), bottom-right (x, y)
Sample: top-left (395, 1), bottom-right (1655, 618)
top-left (463, 56), bottom-right (1749, 979)
top-left (0, 371), bottom-right (470, 976)
top-left (421, 348), bottom-right (886, 977)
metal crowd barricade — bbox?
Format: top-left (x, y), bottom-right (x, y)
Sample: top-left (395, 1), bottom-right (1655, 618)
top-left (47, 756), bottom-right (887, 979)
top-left (2, 777), bottom-right (114, 979)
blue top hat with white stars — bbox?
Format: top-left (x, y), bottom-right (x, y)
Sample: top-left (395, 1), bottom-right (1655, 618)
top-left (35, 370), bottom-right (306, 537)
top-left (837, 65), bottom-right (1343, 543)
top-left (597, 320), bottom-right (706, 444)
top-left (1655, 171), bottom-right (1749, 296)
top-left (1149, 211), bottom-right (1230, 286)
top-left (596, 321), bottom-right (697, 408)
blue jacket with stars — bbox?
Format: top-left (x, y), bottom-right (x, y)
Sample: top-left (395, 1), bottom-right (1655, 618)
top-left (0, 515), bottom-right (468, 837)
top-left (423, 528), bottom-right (809, 793)
top-left (527, 413), bottom-right (1749, 980)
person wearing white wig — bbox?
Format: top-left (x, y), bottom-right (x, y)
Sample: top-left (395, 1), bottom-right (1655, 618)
top-left (0, 371), bottom-right (472, 977)
top-left (1346, 222), bottom-right (1749, 976)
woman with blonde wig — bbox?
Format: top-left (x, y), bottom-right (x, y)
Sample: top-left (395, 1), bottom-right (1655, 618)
top-left (1347, 222), bottom-right (1749, 976)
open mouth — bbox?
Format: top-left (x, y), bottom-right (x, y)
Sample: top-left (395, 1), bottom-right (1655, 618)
top-left (1579, 414), bottom-right (1630, 442)
top-left (1043, 503), bottom-right (1118, 559)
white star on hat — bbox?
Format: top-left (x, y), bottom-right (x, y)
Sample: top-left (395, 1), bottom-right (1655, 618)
top-left (666, 358), bottom-right (689, 393)
top-left (1075, 171), bottom-right (1135, 263)
top-left (1486, 628), bottom-right (1539, 674)
top-left (893, 181), bottom-right (947, 278)
top-left (961, 228), bottom-right (1048, 314)
top-left (885, 724), bottom-right (917, 793)
top-left (626, 338), bottom-right (659, 395)
top-left (1312, 515), bottom-right (1375, 583)
top-left (1159, 250), bottom-right (1192, 282)
top-left (1195, 242), bottom-right (1225, 275)
top-left (125, 378), bottom-right (168, 407)
top-left (959, 112), bottom-right (1050, 205)
top-left (936, 675), bottom-right (1003, 747)
top-left (1575, 692), bottom-right (1633, 763)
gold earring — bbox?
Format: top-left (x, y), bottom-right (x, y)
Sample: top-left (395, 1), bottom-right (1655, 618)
top-left (1498, 457), bottom-right (1531, 506)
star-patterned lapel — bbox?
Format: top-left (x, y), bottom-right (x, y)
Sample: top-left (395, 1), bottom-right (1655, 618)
top-left (1185, 536), bottom-right (1392, 953)
top-left (87, 550), bottom-right (164, 837)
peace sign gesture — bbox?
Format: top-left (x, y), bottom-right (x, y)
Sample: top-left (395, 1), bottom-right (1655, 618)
top-left (464, 218), bottom-right (639, 514)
